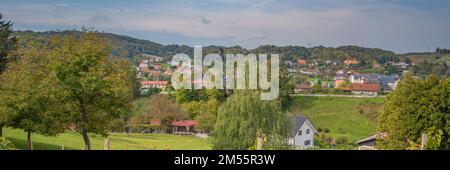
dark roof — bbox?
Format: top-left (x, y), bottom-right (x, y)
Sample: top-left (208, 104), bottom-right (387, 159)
top-left (355, 134), bottom-right (377, 144)
top-left (291, 115), bottom-right (307, 137)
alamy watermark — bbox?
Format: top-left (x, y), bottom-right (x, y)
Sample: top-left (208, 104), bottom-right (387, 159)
top-left (170, 46), bottom-right (279, 100)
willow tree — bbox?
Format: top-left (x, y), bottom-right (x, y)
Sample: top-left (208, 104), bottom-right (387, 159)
top-left (212, 90), bottom-right (291, 150)
top-left (0, 43), bottom-right (65, 150)
top-left (51, 32), bottom-right (135, 150)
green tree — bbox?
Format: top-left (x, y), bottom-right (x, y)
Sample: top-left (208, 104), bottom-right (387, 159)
top-left (0, 44), bottom-right (65, 149)
top-left (182, 99), bottom-right (220, 133)
top-left (0, 14), bottom-right (17, 136)
top-left (0, 14), bottom-right (17, 73)
top-left (279, 62), bottom-right (294, 108)
top-left (378, 74), bottom-right (450, 149)
top-left (212, 90), bottom-right (291, 149)
top-left (147, 94), bottom-right (185, 133)
top-left (51, 32), bottom-right (135, 150)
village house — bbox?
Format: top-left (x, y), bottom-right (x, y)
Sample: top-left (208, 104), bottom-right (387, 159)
top-left (355, 133), bottom-right (387, 150)
top-left (344, 58), bottom-right (359, 65)
top-left (288, 115), bottom-right (318, 149)
top-left (350, 74), bottom-right (378, 84)
top-left (355, 134), bottom-right (377, 150)
top-left (350, 74), bottom-right (399, 92)
top-left (284, 60), bottom-right (293, 66)
top-left (139, 60), bottom-right (148, 68)
top-left (294, 83), bottom-right (312, 93)
top-left (387, 61), bottom-right (409, 70)
top-left (378, 75), bottom-right (399, 92)
top-left (297, 59), bottom-right (307, 65)
top-left (349, 83), bottom-right (381, 96)
top-left (137, 54), bottom-right (163, 63)
top-left (334, 74), bottom-right (347, 88)
top-left (140, 80), bottom-right (168, 90)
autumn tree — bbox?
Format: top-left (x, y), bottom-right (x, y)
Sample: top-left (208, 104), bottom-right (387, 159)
top-left (147, 94), bottom-right (185, 133)
top-left (378, 74), bottom-right (450, 150)
top-left (0, 43), bottom-right (65, 149)
top-left (51, 32), bottom-right (135, 150)
top-left (212, 90), bottom-right (291, 150)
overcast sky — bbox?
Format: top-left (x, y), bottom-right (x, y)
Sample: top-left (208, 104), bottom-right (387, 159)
top-left (1, 0), bottom-right (450, 53)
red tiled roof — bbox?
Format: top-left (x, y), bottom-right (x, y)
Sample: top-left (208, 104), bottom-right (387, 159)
top-left (297, 59), bottom-right (307, 65)
top-left (149, 120), bottom-right (198, 127)
top-left (349, 83), bottom-right (380, 92)
top-left (171, 120), bottom-right (198, 127)
top-left (141, 81), bottom-right (168, 85)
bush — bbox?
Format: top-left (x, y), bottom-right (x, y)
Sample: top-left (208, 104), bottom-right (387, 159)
top-left (323, 128), bottom-right (330, 133)
top-left (336, 136), bottom-right (348, 145)
top-left (317, 127), bottom-right (323, 132)
top-left (0, 137), bottom-right (16, 150)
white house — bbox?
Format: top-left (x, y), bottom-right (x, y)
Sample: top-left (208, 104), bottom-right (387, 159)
top-left (288, 115), bottom-right (318, 149)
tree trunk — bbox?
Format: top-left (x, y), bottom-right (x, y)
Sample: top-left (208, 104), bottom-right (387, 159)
top-left (27, 131), bottom-right (33, 150)
top-left (79, 105), bottom-right (91, 150)
top-left (82, 129), bottom-right (91, 150)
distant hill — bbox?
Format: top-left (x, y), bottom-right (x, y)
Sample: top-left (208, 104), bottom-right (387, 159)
top-left (12, 30), bottom-right (449, 77)
top-left (11, 30), bottom-right (399, 61)
top-left (12, 30), bottom-right (193, 62)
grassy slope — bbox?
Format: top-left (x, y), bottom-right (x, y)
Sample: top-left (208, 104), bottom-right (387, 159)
top-left (288, 96), bottom-right (384, 142)
top-left (3, 128), bottom-right (211, 150)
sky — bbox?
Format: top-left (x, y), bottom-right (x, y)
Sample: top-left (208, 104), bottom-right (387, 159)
top-left (1, 0), bottom-right (450, 53)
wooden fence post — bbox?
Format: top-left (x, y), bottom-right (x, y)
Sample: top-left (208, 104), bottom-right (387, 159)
top-left (256, 137), bottom-right (262, 150)
top-left (104, 139), bottom-right (110, 150)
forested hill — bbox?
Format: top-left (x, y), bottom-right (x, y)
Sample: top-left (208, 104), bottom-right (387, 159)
top-left (12, 30), bottom-right (449, 67)
top-left (12, 30), bottom-right (192, 62)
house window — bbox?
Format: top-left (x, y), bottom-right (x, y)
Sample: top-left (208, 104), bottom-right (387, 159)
top-left (304, 140), bottom-right (311, 146)
top-left (298, 130), bottom-right (302, 136)
top-left (306, 129), bottom-right (310, 134)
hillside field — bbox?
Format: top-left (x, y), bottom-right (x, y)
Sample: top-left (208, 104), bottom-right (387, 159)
top-left (288, 96), bottom-right (385, 142)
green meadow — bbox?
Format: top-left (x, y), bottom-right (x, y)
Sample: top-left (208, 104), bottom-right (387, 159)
top-left (288, 96), bottom-right (385, 142)
top-left (3, 128), bottom-right (211, 150)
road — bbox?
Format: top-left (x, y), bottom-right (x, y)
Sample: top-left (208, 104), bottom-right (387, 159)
top-left (291, 94), bottom-right (385, 98)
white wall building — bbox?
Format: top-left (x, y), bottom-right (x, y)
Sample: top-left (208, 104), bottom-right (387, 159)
top-left (288, 116), bottom-right (318, 149)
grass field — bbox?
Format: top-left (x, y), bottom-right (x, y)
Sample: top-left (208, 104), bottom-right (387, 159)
top-left (3, 128), bottom-right (211, 150)
top-left (288, 96), bottom-right (385, 142)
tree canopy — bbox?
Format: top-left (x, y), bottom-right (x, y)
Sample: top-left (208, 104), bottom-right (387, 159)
top-left (378, 74), bottom-right (450, 149)
top-left (50, 32), bottom-right (135, 150)
top-left (0, 42), bottom-right (65, 149)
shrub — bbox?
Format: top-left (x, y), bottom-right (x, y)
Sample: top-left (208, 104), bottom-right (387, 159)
top-left (336, 136), bottom-right (348, 145)
top-left (317, 127), bottom-right (323, 132)
top-left (323, 128), bottom-right (330, 133)
top-left (0, 137), bottom-right (16, 150)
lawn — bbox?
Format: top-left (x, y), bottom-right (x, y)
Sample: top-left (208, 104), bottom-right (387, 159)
top-left (288, 96), bottom-right (385, 142)
top-left (3, 128), bottom-right (211, 150)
